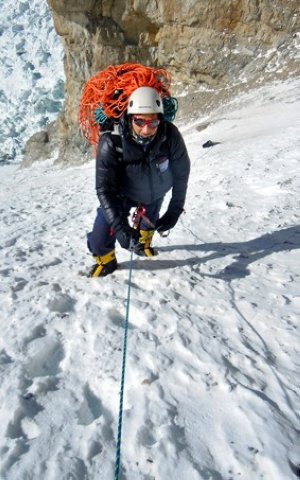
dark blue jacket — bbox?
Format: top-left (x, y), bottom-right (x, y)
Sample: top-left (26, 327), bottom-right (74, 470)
top-left (95, 119), bottom-right (190, 229)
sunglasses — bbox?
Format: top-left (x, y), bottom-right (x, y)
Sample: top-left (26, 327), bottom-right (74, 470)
top-left (132, 117), bottom-right (160, 128)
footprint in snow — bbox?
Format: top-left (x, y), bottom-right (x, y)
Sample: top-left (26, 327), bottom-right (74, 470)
top-left (137, 425), bottom-right (157, 447)
top-left (0, 438), bottom-right (30, 476)
top-left (47, 292), bottom-right (76, 314)
top-left (77, 383), bottom-right (115, 442)
top-left (23, 323), bottom-right (47, 345)
top-left (107, 307), bottom-right (140, 331)
top-left (0, 267), bottom-right (11, 277)
top-left (107, 307), bottom-right (125, 327)
top-left (77, 384), bottom-right (115, 463)
top-left (0, 349), bottom-right (13, 366)
top-left (2, 334), bottom-right (65, 474)
top-left (45, 453), bottom-right (88, 480)
top-left (11, 277), bottom-right (28, 293)
top-left (87, 440), bottom-right (103, 462)
top-left (5, 394), bottom-right (43, 441)
top-left (3, 237), bottom-right (17, 248)
top-left (77, 383), bottom-right (103, 426)
top-left (25, 336), bottom-right (65, 378)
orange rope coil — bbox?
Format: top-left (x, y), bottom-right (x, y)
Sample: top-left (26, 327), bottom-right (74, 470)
top-left (78, 63), bottom-right (172, 147)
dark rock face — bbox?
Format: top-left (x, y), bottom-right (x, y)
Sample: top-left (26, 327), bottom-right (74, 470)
top-left (23, 0), bottom-right (300, 165)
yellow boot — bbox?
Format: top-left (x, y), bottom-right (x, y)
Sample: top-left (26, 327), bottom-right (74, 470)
top-left (89, 250), bottom-right (117, 277)
top-left (135, 230), bottom-right (158, 257)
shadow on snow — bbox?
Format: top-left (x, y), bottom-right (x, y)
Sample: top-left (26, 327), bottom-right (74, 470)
top-left (120, 225), bottom-right (300, 280)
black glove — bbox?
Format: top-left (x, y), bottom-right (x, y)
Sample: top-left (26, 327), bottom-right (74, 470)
top-left (114, 223), bottom-right (140, 250)
top-left (155, 210), bottom-right (180, 232)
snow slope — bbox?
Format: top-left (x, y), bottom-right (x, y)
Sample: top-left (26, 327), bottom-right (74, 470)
top-left (0, 78), bottom-right (299, 480)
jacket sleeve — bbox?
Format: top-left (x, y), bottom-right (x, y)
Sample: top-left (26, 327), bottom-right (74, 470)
top-left (167, 124), bottom-right (190, 215)
top-left (95, 133), bottom-right (124, 228)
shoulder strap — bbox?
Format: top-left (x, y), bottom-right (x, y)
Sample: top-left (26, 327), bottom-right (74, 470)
top-left (109, 122), bottom-right (124, 162)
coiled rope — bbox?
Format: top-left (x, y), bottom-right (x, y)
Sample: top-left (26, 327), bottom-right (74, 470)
top-left (78, 63), bottom-right (177, 155)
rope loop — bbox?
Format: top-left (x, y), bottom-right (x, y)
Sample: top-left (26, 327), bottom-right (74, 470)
top-left (78, 62), bottom-right (176, 156)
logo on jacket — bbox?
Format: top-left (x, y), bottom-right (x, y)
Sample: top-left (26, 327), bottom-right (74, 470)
top-left (157, 157), bottom-right (169, 173)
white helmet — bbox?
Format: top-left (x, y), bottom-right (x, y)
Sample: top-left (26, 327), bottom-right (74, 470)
top-left (127, 86), bottom-right (164, 114)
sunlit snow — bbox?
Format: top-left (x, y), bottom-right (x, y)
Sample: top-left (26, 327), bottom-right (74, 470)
top-left (0, 77), bottom-right (299, 479)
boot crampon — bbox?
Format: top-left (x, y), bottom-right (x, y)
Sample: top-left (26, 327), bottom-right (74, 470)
top-left (89, 250), bottom-right (117, 278)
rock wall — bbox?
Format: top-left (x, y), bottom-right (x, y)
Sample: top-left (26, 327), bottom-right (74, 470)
top-left (24, 0), bottom-right (300, 165)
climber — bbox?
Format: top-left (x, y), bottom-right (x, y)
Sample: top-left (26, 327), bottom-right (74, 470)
top-left (87, 86), bottom-right (190, 277)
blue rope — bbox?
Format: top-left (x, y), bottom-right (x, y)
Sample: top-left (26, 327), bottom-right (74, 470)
top-left (114, 246), bottom-right (134, 480)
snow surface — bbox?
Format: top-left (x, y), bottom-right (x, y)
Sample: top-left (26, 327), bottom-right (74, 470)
top-left (0, 78), bottom-right (300, 480)
top-left (0, 0), bottom-right (64, 164)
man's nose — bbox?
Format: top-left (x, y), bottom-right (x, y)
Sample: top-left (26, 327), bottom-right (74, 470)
top-left (141, 124), bottom-right (152, 133)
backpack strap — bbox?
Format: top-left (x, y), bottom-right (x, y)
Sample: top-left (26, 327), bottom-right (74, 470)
top-left (109, 121), bottom-right (172, 162)
top-left (111, 123), bottom-right (123, 149)
top-left (110, 123), bottom-right (123, 157)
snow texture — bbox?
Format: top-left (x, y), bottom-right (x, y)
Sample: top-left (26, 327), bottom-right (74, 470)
top-left (0, 77), bottom-right (299, 479)
top-left (0, 0), bottom-right (64, 164)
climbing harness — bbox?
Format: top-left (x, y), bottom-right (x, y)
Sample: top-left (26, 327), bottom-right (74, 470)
top-left (114, 240), bottom-right (134, 480)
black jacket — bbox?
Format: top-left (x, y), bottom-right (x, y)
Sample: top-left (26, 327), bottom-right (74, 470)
top-left (95, 119), bottom-right (190, 229)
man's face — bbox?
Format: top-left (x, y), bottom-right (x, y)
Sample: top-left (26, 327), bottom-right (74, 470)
top-left (131, 114), bottom-right (160, 138)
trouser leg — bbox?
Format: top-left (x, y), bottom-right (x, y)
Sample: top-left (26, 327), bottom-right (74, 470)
top-left (87, 207), bottom-right (115, 256)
